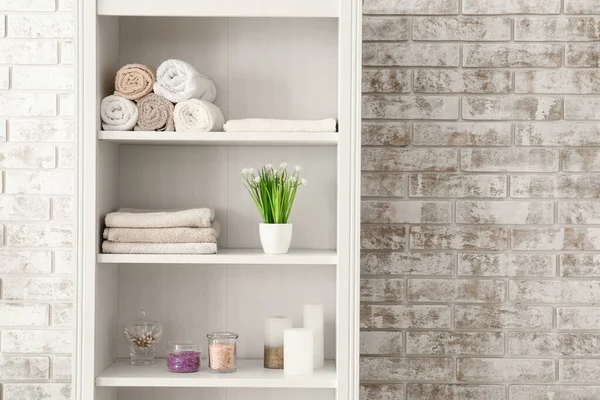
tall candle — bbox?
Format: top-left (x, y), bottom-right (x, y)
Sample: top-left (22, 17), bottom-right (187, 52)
top-left (303, 304), bottom-right (324, 369)
top-left (264, 316), bottom-right (293, 369)
top-left (284, 328), bottom-right (313, 375)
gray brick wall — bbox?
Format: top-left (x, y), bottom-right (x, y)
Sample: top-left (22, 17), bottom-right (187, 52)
top-left (360, 1), bottom-right (600, 398)
top-left (0, 0), bottom-right (74, 398)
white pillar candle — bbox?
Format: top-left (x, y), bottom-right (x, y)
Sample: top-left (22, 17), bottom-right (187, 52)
top-left (284, 328), bottom-right (313, 375)
top-left (303, 304), bottom-right (324, 369)
top-left (264, 316), bottom-right (293, 369)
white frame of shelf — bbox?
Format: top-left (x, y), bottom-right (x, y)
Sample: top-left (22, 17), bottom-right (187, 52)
top-left (97, 249), bottom-right (338, 265)
top-left (97, 0), bottom-right (340, 18)
top-left (77, 1), bottom-right (361, 398)
top-left (96, 359), bottom-right (337, 388)
top-left (98, 130), bottom-right (339, 146)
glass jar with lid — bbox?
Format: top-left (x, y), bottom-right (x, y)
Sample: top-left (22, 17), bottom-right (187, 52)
top-left (124, 311), bottom-right (163, 366)
top-left (167, 341), bottom-right (201, 373)
top-left (207, 332), bottom-right (239, 373)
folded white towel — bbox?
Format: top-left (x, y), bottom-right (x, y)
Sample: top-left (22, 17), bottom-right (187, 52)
top-left (174, 99), bottom-right (225, 132)
top-left (223, 118), bottom-right (337, 132)
top-left (100, 95), bottom-right (139, 131)
top-left (105, 208), bottom-right (215, 228)
top-left (102, 241), bottom-right (217, 254)
top-left (103, 221), bottom-right (220, 243)
top-left (154, 59), bottom-right (217, 103)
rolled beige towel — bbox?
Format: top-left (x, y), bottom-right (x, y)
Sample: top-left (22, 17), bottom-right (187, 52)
top-left (134, 93), bottom-right (175, 132)
top-left (114, 64), bottom-right (155, 101)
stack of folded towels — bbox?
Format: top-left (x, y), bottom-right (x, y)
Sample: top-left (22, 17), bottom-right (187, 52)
top-left (102, 208), bottom-right (219, 254)
top-left (100, 59), bottom-right (225, 133)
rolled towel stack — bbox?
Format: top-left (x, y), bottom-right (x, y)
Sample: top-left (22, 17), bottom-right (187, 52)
top-left (100, 59), bottom-right (224, 132)
top-left (102, 208), bottom-right (219, 254)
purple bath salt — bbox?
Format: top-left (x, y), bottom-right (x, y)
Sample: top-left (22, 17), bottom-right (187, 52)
top-left (167, 351), bottom-right (201, 373)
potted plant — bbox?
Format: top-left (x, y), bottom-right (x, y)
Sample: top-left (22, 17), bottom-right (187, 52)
top-left (242, 162), bottom-right (307, 254)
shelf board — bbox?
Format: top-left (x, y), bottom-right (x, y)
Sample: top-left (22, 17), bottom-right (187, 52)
top-left (98, 131), bottom-right (338, 146)
top-left (97, 249), bottom-right (338, 265)
top-left (97, 0), bottom-right (339, 17)
top-left (96, 359), bottom-right (337, 388)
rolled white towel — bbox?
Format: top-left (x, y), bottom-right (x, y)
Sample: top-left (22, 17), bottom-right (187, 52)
top-left (223, 118), bottom-right (337, 132)
top-left (174, 99), bottom-right (225, 132)
top-left (100, 95), bottom-right (139, 131)
top-left (154, 59), bottom-right (217, 103)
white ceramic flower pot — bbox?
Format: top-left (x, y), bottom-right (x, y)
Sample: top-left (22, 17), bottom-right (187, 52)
top-left (259, 223), bottom-right (293, 254)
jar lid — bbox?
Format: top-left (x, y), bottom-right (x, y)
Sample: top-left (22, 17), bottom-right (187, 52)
top-left (207, 332), bottom-right (239, 339)
top-left (168, 341), bottom-right (200, 352)
top-left (127, 310), bottom-right (162, 327)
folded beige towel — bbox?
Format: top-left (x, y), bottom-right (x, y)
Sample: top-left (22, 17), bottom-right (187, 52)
top-left (102, 241), bottom-right (217, 254)
top-left (114, 64), bottom-right (155, 101)
top-left (105, 208), bottom-right (215, 228)
top-left (103, 221), bottom-right (220, 243)
top-left (134, 93), bottom-right (175, 131)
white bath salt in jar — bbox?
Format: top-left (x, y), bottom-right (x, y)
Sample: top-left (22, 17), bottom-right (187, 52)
top-left (207, 332), bottom-right (239, 373)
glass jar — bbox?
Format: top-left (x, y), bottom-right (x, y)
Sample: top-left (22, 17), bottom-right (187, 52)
top-left (207, 332), bottom-right (239, 373)
top-left (124, 311), bottom-right (163, 366)
top-left (167, 341), bottom-right (201, 373)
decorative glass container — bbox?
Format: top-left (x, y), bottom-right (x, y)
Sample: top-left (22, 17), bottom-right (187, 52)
top-left (124, 311), bottom-right (163, 366)
top-left (207, 332), bottom-right (238, 373)
top-left (167, 341), bottom-right (201, 373)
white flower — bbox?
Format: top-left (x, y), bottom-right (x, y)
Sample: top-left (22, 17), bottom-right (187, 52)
top-left (248, 168), bottom-right (255, 174)
top-left (265, 163), bottom-right (273, 170)
top-left (253, 176), bottom-right (261, 183)
top-left (279, 162), bottom-right (288, 169)
top-left (290, 177), bottom-right (298, 184)
top-left (295, 165), bottom-right (302, 172)
top-left (241, 168), bottom-right (249, 175)
top-left (301, 178), bottom-right (308, 186)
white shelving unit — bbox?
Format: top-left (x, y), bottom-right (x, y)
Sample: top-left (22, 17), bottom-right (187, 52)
top-left (78, 1), bottom-right (361, 399)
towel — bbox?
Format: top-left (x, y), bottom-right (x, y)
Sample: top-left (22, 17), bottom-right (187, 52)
top-left (100, 95), bottom-right (139, 131)
top-left (174, 99), bottom-right (225, 132)
top-left (105, 208), bottom-right (215, 228)
top-left (154, 59), bottom-right (217, 103)
top-left (223, 118), bottom-right (338, 132)
top-left (134, 93), bottom-right (175, 132)
top-left (114, 64), bottom-right (155, 101)
top-left (102, 241), bottom-right (217, 254)
top-left (103, 221), bottom-right (220, 243)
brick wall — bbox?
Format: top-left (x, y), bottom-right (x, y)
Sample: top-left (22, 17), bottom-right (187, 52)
top-left (360, 1), bottom-right (600, 399)
top-left (0, 0), bottom-right (74, 399)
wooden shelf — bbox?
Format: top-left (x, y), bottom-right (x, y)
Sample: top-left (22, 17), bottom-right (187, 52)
top-left (98, 131), bottom-right (338, 146)
top-left (97, 0), bottom-right (339, 17)
top-left (96, 359), bottom-right (337, 388)
top-left (97, 249), bottom-right (338, 265)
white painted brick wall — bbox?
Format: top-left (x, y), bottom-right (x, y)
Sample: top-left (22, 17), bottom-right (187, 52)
top-left (361, 0), bottom-right (600, 398)
top-left (0, 0), bottom-right (74, 397)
